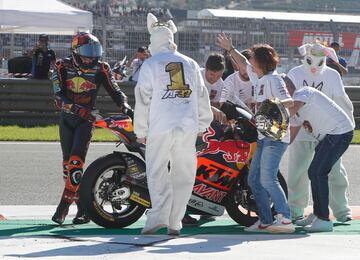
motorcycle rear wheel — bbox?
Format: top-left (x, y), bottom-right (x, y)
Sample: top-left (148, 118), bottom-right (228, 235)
top-left (225, 171), bottom-right (288, 227)
top-left (79, 153), bottom-right (146, 228)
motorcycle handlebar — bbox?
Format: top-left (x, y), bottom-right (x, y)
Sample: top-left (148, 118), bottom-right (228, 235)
top-left (220, 101), bottom-right (254, 121)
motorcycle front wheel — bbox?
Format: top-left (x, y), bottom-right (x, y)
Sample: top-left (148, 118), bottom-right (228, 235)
top-left (225, 171), bottom-right (288, 227)
top-left (79, 153), bottom-right (146, 228)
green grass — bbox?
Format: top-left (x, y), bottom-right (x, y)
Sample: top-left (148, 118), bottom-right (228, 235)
top-left (0, 125), bottom-right (117, 142)
top-left (0, 125), bottom-right (359, 143)
top-left (352, 131), bottom-right (360, 144)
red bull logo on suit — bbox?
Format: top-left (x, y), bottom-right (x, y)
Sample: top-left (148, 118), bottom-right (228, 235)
top-left (66, 77), bottom-right (96, 93)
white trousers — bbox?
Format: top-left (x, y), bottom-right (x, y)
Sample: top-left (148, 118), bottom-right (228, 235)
top-left (287, 140), bottom-right (351, 220)
top-left (144, 128), bottom-right (197, 231)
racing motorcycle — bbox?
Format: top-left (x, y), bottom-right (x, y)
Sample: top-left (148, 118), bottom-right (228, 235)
top-left (79, 102), bottom-right (288, 228)
top-left (112, 56), bottom-right (128, 81)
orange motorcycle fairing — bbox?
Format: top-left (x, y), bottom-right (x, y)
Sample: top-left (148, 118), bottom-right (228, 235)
top-left (196, 157), bottom-right (240, 191)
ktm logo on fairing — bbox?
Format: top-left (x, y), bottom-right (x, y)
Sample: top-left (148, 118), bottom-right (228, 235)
top-left (197, 127), bottom-right (251, 163)
top-left (196, 157), bottom-right (239, 191)
top-left (192, 183), bottom-right (227, 203)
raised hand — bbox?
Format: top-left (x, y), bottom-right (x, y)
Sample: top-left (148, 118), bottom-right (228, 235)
top-left (211, 106), bottom-right (227, 124)
top-left (216, 33), bottom-right (234, 51)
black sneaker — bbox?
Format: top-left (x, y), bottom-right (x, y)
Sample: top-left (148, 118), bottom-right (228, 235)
top-left (182, 214), bottom-right (199, 226)
top-left (52, 200), bottom-right (70, 225)
top-left (72, 203), bottom-right (90, 224)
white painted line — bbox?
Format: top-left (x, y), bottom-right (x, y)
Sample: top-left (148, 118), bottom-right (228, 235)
top-left (0, 142), bottom-right (114, 145)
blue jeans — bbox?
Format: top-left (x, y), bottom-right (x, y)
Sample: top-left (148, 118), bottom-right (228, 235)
top-left (308, 131), bottom-right (353, 221)
top-left (248, 137), bottom-right (290, 224)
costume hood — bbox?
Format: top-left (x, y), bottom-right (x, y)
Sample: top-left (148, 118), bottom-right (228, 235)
top-left (298, 43), bottom-right (338, 75)
top-left (147, 13), bottom-right (177, 56)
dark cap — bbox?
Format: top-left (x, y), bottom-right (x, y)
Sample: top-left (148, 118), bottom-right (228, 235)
top-left (39, 34), bottom-right (49, 42)
top-left (330, 42), bottom-right (340, 48)
top-left (137, 46), bottom-right (148, 53)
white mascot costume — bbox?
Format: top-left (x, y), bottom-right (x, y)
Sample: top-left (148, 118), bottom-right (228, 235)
top-left (287, 42), bottom-right (355, 222)
top-left (134, 13), bottom-right (213, 235)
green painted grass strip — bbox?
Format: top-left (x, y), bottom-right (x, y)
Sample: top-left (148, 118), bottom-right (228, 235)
top-left (1, 219), bottom-right (359, 237)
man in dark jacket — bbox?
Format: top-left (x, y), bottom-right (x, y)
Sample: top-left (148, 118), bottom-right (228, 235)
top-left (32, 34), bottom-right (56, 79)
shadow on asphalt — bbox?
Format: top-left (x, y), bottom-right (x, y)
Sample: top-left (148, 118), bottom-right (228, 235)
top-left (3, 219), bottom-right (360, 257)
top-left (6, 232), bottom-right (309, 257)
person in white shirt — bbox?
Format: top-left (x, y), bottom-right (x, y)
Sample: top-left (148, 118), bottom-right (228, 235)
top-left (182, 53), bottom-right (227, 226)
top-left (287, 86), bottom-right (354, 232)
top-left (202, 54), bottom-right (227, 123)
top-left (286, 42), bottom-right (355, 223)
top-left (220, 49), bottom-right (254, 111)
top-left (126, 46), bottom-right (149, 82)
top-left (201, 53), bottom-right (225, 108)
top-left (134, 13), bottom-right (213, 235)
top-left (216, 33), bottom-right (295, 234)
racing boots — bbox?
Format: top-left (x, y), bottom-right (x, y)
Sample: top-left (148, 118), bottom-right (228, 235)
top-left (52, 199), bottom-right (71, 225)
top-left (72, 202), bottom-right (90, 225)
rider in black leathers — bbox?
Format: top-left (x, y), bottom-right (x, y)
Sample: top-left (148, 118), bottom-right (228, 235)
top-left (51, 32), bottom-right (130, 225)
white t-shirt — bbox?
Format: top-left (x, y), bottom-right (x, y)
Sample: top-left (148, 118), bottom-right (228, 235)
top-left (247, 65), bottom-right (292, 143)
top-left (288, 65), bottom-right (346, 99)
top-left (130, 58), bottom-right (144, 81)
top-left (220, 71), bottom-right (254, 109)
top-left (287, 64), bottom-right (351, 141)
top-left (200, 68), bottom-right (224, 103)
top-left (134, 50), bottom-right (213, 137)
top-left (292, 87), bottom-right (354, 141)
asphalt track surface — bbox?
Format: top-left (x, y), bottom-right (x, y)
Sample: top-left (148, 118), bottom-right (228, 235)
top-left (0, 142), bottom-right (359, 205)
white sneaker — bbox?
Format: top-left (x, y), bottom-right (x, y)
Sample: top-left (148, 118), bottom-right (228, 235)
top-left (267, 214), bottom-right (295, 233)
top-left (295, 213), bottom-right (316, 226)
top-left (244, 220), bottom-right (271, 233)
top-left (292, 215), bottom-right (304, 222)
top-left (336, 214), bottom-right (352, 223)
top-left (304, 218), bottom-right (333, 232)
top-left (141, 224), bottom-right (167, 235)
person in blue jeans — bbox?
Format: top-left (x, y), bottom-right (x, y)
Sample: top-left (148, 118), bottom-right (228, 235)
top-left (216, 33), bottom-right (295, 233)
top-left (287, 86), bottom-right (354, 232)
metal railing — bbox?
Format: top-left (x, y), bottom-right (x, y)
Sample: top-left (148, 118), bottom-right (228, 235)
top-left (0, 78), bottom-right (359, 128)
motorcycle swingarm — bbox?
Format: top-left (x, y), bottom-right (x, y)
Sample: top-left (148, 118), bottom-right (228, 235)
top-left (187, 194), bottom-right (225, 216)
top-left (113, 151), bottom-right (151, 208)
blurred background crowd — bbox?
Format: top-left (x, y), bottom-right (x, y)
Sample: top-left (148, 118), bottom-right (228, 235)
top-left (1, 0), bottom-right (360, 84)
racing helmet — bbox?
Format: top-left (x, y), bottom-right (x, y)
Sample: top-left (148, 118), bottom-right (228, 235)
top-left (71, 32), bottom-right (103, 69)
top-left (254, 98), bottom-right (289, 140)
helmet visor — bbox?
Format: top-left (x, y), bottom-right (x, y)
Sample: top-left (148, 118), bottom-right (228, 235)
top-left (74, 42), bottom-right (103, 58)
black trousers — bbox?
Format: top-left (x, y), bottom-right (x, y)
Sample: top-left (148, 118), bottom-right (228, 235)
top-left (59, 111), bottom-right (93, 162)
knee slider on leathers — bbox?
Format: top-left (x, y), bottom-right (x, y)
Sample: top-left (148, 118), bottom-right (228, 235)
top-left (62, 160), bottom-right (69, 181)
top-left (68, 156), bottom-right (84, 186)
